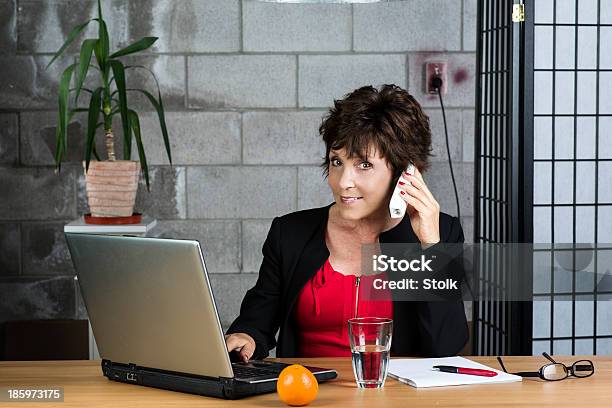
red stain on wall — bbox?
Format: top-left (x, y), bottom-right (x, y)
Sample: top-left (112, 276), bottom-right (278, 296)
top-left (454, 69), bottom-right (469, 84)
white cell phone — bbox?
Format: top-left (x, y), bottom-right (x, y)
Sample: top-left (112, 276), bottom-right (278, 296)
top-left (389, 164), bottom-right (416, 218)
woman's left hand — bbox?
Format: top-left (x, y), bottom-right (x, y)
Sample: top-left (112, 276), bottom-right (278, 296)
top-left (397, 167), bottom-right (441, 246)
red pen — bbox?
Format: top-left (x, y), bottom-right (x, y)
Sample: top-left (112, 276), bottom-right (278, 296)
top-left (433, 365), bottom-right (498, 377)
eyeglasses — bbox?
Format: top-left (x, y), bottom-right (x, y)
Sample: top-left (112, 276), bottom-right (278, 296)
top-left (497, 352), bottom-right (594, 381)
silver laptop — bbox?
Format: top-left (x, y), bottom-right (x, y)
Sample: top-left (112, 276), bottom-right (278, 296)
top-left (65, 233), bottom-right (336, 399)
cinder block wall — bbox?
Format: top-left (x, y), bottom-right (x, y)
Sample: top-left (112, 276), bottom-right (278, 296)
top-left (0, 0), bottom-right (476, 331)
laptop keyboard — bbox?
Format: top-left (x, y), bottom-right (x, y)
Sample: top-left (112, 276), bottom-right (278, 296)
top-left (232, 363), bottom-right (283, 379)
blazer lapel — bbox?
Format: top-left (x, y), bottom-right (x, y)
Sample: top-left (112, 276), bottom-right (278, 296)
top-left (285, 203), bottom-right (332, 308)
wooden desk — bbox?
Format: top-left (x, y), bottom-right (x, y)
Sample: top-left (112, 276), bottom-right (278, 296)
top-left (0, 356), bottom-right (610, 407)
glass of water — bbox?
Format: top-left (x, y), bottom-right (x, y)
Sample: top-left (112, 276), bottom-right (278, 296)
top-left (348, 317), bottom-right (393, 388)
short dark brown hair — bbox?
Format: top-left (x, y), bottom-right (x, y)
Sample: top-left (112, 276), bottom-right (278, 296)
top-left (319, 84), bottom-right (432, 185)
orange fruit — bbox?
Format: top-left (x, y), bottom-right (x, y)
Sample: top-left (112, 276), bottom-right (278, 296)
top-left (276, 364), bottom-right (319, 406)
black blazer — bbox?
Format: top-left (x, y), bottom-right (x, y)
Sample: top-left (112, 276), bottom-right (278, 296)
top-left (226, 203), bottom-right (468, 359)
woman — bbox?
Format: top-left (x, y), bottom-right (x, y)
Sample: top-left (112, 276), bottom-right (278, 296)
top-left (225, 84), bottom-right (468, 362)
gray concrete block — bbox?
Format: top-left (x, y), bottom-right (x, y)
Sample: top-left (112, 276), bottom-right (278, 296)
top-left (152, 220), bottom-right (240, 273)
top-left (0, 167), bottom-right (76, 221)
top-left (208, 274), bottom-right (258, 327)
top-left (463, 0), bottom-right (477, 51)
top-left (242, 219), bottom-right (273, 273)
top-left (0, 0), bottom-right (16, 54)
top-left (243, 0), bottom-right (351, 52)
top-left (0, 113), bottom-right (18, 165)
top-left (135, 112), bottom-right (241, 165)
top-left (297, 166), bottom-right (333, 211)
top-left (0, 55), bottom-right (70, 109)
top-left (187, 166), bottom-right (296, 219)
top-left (0, 223), bottom-right (20, 276)
top-left (75, 170), bottom-right (87, 215)
top-left (462, 109), bottom-right (475, 162)
top-left (0, 276), bottom-right (76, 322)
top-left (408, 52), bottom-right (476, 108)
top-left (425, 108), bottom-right (462, 163)
top-left (127, 0), bottom-right (239, 52)
top-left (21, 221), bottom-right (74, 276)
top-left (77, 165), bottom-right (186, 219)
top-left (353, 0), bottom-right (462, 51)
top-left (135, 166), bottom-right (186, 219)
top-left (188, 55), bottom-right (296, 109)
top-left (424, 162), bottom-right (474, 217)
top-left (243, 111), bottom-right (325, 165)
top-left (17, 0), bottom-right (128, 54)
top-left (298, 55), bottom-right (406, 108)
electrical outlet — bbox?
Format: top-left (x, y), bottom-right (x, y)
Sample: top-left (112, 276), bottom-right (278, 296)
top-left (425, 61), bottom-right (448, 95)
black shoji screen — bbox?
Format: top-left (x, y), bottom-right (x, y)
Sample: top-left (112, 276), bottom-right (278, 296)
top-left (531, 0), bottom-right (612, 356)
top-left (474, 0), bottom-right (534, 355)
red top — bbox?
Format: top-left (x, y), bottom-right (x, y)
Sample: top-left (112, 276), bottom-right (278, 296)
top-left (292, 258), bottom-right (393, 357)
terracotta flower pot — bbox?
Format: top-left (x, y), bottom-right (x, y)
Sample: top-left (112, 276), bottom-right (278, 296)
top-left (83, 160), bottom-right (140, 217)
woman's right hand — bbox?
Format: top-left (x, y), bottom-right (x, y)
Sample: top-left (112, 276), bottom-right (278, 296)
top-left (225, 333), bottom-right (256, 362)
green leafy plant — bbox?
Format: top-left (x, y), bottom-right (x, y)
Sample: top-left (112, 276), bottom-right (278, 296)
top-left (47, 0), bottom-right (172, 190)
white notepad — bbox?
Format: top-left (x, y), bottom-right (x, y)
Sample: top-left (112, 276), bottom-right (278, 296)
top-left (388, 356), bottom-right (522, 388)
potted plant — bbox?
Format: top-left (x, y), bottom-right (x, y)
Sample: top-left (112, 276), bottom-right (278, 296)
top-left (47, 0), bottom-right (172, 222)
